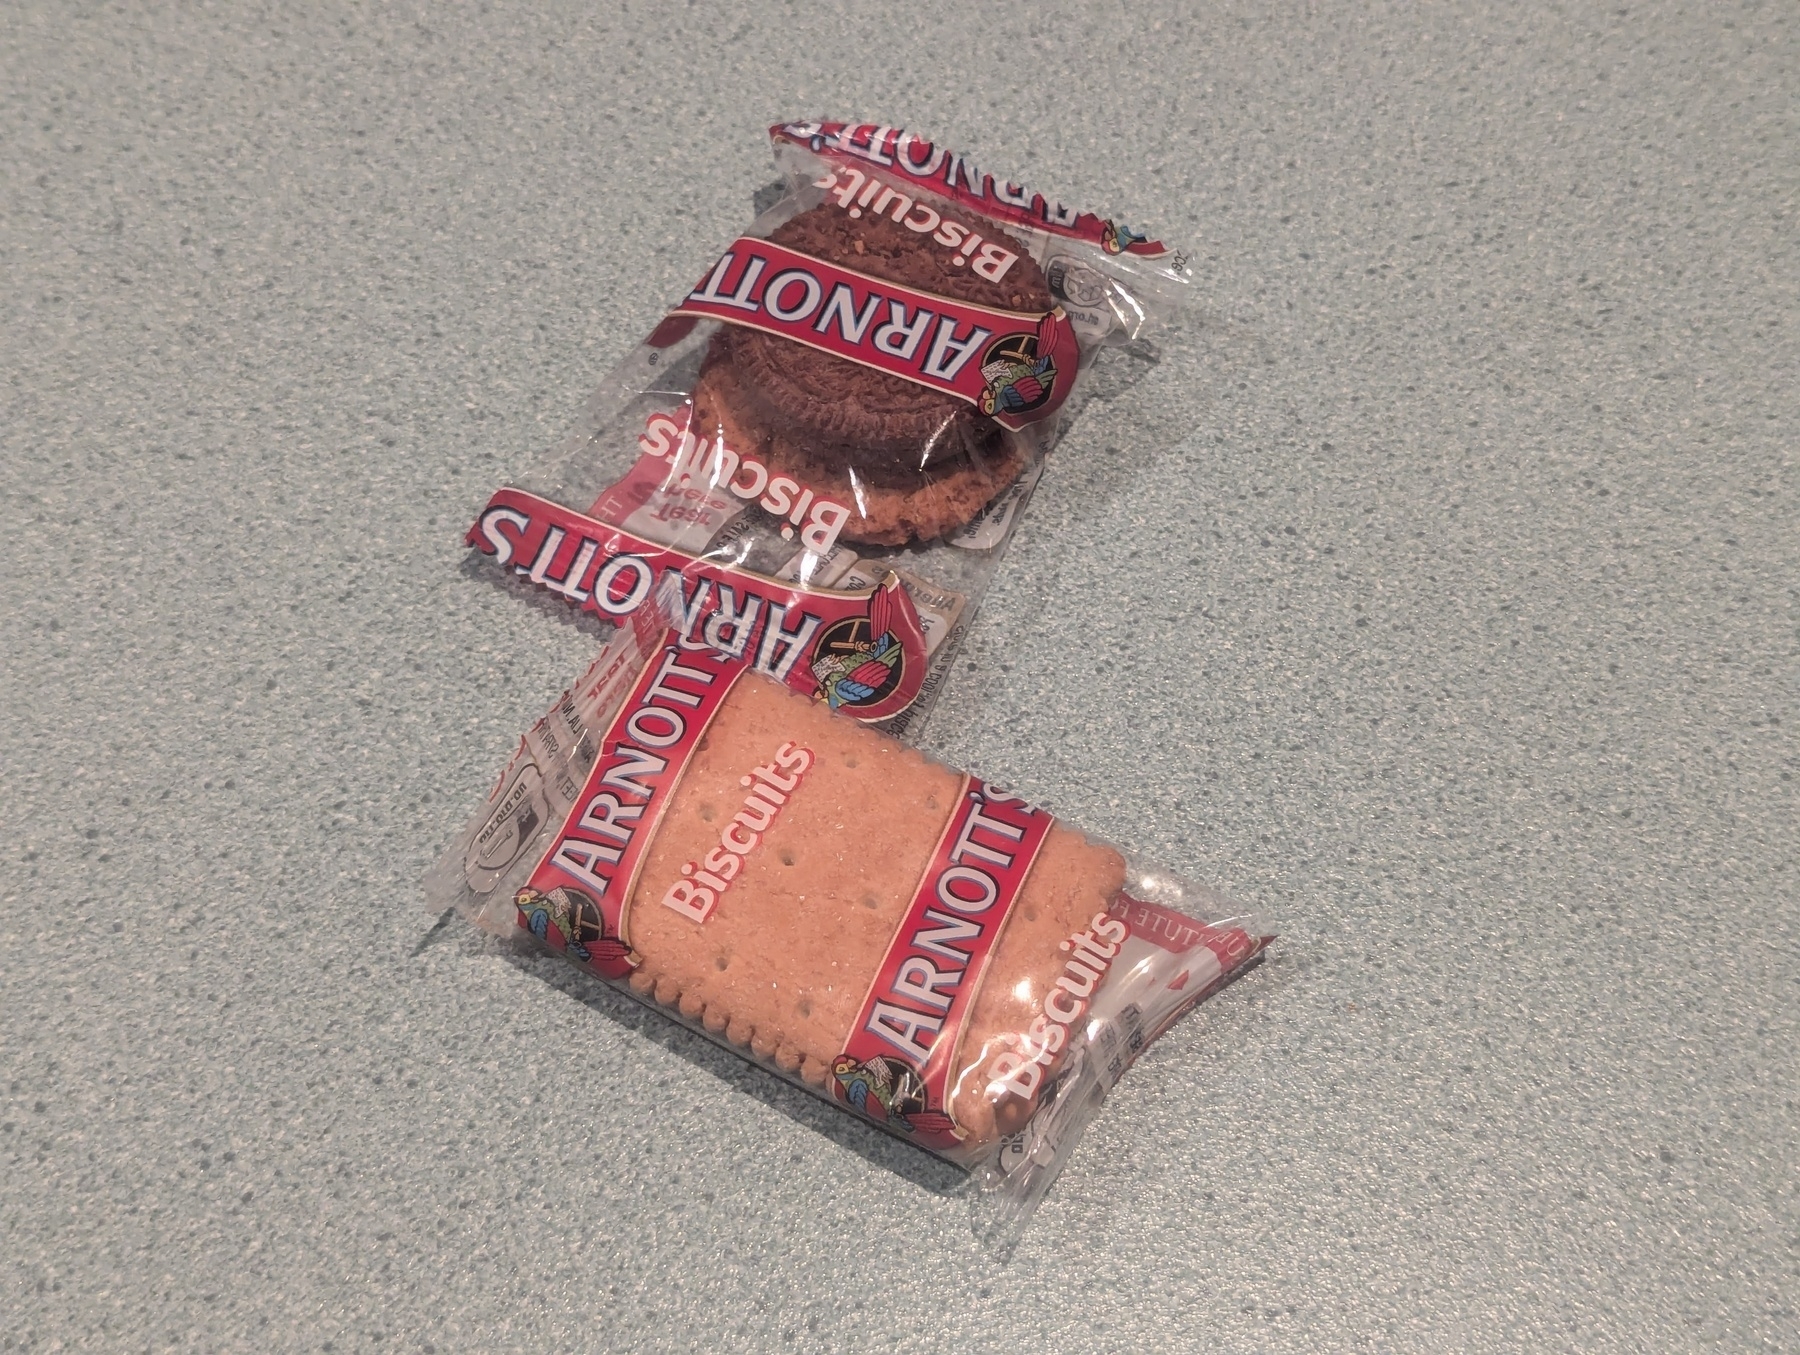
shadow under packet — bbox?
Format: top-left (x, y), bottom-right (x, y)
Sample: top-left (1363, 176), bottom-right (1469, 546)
top-left (466, 119), bottom-right (1196, 738)
top-left (424, 582), bottom-right (1273, 1243)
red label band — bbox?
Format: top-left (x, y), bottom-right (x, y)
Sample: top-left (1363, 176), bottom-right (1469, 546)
top-left (673, 237), bottom-right (1081, 431)
top-left (831, 779), bottom-right (1055, 1149)
top-left (1109, 893), bottom-right (1262, 972)
top-left (467, 487), bottom-right (930, 724)
top-left (771, 120), bottom-right (1172, 260)
top-left (1109, 892), bottom-right (1269, 1052)
top-left (515, 639), bottom-right (746, 979)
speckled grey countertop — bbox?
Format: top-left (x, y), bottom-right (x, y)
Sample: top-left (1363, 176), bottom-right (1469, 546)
top-left (3, 2), bottom-right (1795, 1350)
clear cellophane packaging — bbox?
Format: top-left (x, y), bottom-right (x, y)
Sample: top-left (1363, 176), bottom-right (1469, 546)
top-left (466, 119), bottom-right (1195, 737)
top-left (425, 590), bottom-right (1272, 1240)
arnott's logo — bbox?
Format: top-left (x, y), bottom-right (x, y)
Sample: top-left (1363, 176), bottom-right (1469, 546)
top-left (808, 584), bottom-right (903, 711)
top-left (977, 329), bottom-right (1058, 419)
top-left (514, 885), bottom-right (631, 967)
top-left (1100, 220), bottom-right (1150, 255)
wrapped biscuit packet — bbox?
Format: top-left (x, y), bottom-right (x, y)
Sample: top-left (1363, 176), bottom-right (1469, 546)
top-left (426, 591), bottom-right (1271, 1239)
top-left (468, 119), bottom-right (1193, 736)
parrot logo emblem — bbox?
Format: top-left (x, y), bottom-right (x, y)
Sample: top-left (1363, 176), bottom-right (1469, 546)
top-left (514, 885), bottom-right (631, 967)
top-left (977, 318), bottom-right (1062, 420)
top-left (1100, 219), bottom-right (1148, 255)
top-left (831, 1055), bottom-right (957, 1136)
top-left (809, 582), bottom-right (904, 711)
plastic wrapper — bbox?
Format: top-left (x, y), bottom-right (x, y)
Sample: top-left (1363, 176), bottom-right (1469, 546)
top-left (466, 119), bottom-right (1195, 736)
top-left (425, 591), bottom-right (1272, 1239)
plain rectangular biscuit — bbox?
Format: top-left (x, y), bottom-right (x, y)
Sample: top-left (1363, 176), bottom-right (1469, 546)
top-left (623, 672), bottom-right (1125, 1149)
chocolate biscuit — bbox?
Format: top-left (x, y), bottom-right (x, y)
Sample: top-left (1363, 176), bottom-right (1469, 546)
top-left (696, 199), bottom-right (1054, 544)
